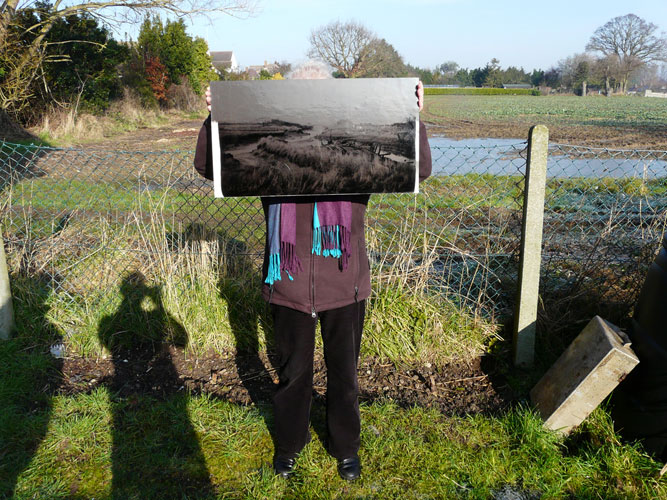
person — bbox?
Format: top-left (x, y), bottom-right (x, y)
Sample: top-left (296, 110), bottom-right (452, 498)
top-left (194, 62), bottom-right (432, 480)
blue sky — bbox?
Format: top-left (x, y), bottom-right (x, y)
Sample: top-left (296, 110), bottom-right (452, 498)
top-left (180, 0), bottom-right (667, 71)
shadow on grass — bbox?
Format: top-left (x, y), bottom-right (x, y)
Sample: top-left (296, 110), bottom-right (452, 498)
top-left (177, 223), bottom-right (284, 450)
top-left (97, 271), bottom-right (214, 499)
top-left (0, 272), bottom-right (63, 498)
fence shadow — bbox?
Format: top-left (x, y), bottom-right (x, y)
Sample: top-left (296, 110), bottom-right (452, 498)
top-left (97, 271), bottom-right (214, 499)
top-left (0, 272), bottom-right (63, 498)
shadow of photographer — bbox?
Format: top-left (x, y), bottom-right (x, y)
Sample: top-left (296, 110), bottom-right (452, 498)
top-left (97, 271), bottom-right (214, 499)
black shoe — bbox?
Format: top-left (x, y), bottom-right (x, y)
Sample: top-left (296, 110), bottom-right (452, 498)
top-left (273, 455), bottom-right (296, 478)
top-left (337, 456), bottom-right (361, 481)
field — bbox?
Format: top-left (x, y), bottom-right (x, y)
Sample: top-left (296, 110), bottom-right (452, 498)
top-left (1, 97), bottom-right (667, 498)
top-left (422, 94), bottom-right (667, 150)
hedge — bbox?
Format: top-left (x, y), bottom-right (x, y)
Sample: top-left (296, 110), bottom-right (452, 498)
top-left (424, 87), bottom-right (540, 96)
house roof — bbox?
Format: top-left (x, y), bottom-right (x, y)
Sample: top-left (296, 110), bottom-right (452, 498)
top-left (210, 51), bottom-right (237, 71)
top-left (246, 62), bottom-right (279, 78)
top-left (210, 51), bottom-right (235, 63)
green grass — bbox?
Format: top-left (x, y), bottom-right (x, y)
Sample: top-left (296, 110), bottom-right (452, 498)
top-left (424, 94), bottom-right (667, 132)
top-left (2, 131), bottom-right (666, 497)
top-left (2, 336), bottom-right (664, 500)
top-left (1, 240), bottom-right (665, 498)
top-left (5, 242), bottom-right (492, 364)
top-left (9, 174), bottom-right (523, 219)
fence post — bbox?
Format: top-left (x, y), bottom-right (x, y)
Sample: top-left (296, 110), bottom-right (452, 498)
top-left (513, 124), bottom-right (549, 367)
top-left (0, 231), bottom-right (14, 340)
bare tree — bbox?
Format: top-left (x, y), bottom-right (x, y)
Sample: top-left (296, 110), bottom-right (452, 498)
top-left (0, 0), bottom-right (257, 115)
top-left (586, 13), bottom-right (667, 93)
top-left (660, 63), bottom-right (667, 85)
top-left (631, 63), bottom-right (661, 90)
top-left (307, 20), bottom-right (375, 78)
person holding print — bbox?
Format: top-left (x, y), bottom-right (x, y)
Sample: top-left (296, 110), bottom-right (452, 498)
top-left (194, 61), bottom-right (432, 480)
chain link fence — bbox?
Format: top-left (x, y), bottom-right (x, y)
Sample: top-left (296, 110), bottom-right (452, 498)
top-left (540, 144), bottom-right (667, 331)
top-left (0, 138), bottom-right (665, 329)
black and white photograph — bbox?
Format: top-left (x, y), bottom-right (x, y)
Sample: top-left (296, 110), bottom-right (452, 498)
top-left (210, 78), bottom-right (419, 197)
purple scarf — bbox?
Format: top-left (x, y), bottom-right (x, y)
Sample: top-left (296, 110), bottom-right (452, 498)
top-left (265, 201), bottom-right (351, 285)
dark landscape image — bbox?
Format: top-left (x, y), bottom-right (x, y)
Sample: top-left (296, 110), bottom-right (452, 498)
top-left (210, 78), bottom-right (420, 197)
top-left (217, 119), bottom-right (417, 196)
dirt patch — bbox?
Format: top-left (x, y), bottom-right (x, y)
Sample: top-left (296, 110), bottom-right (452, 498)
top-left (105, 120), bottom-right (202, 151)
top-left (52, 118), bottom-right (204, 151)
top-left (56, 345), bottom-right (514, 415)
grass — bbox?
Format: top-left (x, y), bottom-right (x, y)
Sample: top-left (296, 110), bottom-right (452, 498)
top-left (30, 91), bottom-right (208, 147)
top-left (2, 122), bottom-right (667, 497)
top-left (1, 187), bottom-right (664, 498)
top-left (2, 198), bottom-right (495, 364)
top-left (1, 332), bottom-right (665, 500)
top-left (423, 94), bottom-right (667, 132)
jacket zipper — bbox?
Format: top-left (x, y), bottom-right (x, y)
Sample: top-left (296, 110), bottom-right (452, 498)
top-left (310, 203), bottom-right (317, 318)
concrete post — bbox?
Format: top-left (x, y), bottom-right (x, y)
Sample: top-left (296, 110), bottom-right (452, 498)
top-left (530, 316), bottom-right (639, 434)
top-left (513, 125), bottom-right (549, 367)
top-left (0, 231), bottom-right (14, 339)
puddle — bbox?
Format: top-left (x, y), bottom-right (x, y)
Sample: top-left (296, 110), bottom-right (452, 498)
top-left (429, 137), bottom-right (667, 179)
top-left (429, 137), bottom-right (526, 177)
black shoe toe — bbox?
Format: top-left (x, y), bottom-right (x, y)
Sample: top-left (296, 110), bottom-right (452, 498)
top-left (337, 456), bottom-right (361, 481)
top-left (273, 456), bottom-right (296, 478)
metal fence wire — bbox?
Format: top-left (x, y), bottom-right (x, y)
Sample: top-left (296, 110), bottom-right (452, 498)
top-left (0, 139), bottom-right (665, 328)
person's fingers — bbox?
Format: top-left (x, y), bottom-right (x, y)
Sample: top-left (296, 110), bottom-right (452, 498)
top-left (205, 86), bottom-right (212, 112)
top-left (417, 81), bottom-right (424, 112)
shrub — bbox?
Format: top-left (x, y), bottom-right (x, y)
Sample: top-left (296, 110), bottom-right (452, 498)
top-left (166, 77), bottom-right (204, 112)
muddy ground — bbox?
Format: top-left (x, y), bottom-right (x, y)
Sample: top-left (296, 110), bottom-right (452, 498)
top-left (103, 120), bottom-right (203, 151)
top-left (56, 345), bottom-right (515, 415)
top-left (425, 120), bottom-right (667, 150)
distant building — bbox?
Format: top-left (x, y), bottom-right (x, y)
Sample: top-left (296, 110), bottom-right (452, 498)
top-left (210, 51), bottom-right (239, 73)
top-left (502, 83), bottom-right (533, 90)
top-left (246, 61), bottom-right (279, 79)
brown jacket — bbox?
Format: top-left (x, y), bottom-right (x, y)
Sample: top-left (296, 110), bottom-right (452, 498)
top-left (194, 117), bottom-right (432, 315)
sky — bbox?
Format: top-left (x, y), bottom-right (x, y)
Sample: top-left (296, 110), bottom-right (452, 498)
top-left (178, 0), bottom-right (667, 72)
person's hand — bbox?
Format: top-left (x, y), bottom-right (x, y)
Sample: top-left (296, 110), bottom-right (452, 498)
top-left (205, 86), bottom-right (212, 112)
top-left (416, 81), bottom-right (424, 112)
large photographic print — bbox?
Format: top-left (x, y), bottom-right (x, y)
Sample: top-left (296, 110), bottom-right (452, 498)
top-left (210, 78), bottom-right (419, 197)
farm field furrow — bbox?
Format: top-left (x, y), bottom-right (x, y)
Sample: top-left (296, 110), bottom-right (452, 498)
top-left (423, 95), bottom-right (667, 150)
